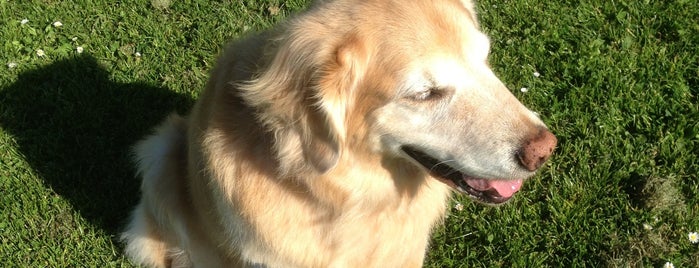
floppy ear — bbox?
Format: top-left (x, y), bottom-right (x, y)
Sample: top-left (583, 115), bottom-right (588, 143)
top-left (239, 29), bottom-right (367, 175)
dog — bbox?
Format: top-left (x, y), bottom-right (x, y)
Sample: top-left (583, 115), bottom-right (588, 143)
top-left (121, 0), bottom-right (557, 267)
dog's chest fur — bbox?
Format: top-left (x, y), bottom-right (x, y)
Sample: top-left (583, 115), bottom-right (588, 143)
top-left (197, 135), bottom-right (452, 267)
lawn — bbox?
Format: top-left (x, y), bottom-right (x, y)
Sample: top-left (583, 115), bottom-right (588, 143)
top-left (1, 0), bottom-right (697, 267)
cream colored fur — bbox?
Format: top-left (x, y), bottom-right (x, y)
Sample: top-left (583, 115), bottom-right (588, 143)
top-left (122, 0), bottom-right (551, 267)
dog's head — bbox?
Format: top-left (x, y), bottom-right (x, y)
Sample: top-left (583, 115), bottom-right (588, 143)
top-left (241, 0), bottom-right (556, 205)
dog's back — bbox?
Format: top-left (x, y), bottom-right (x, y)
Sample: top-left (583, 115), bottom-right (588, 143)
top-left (123, 116), bottom-right (235, 267)
top-left (121, 115), bottom-right (190, 267)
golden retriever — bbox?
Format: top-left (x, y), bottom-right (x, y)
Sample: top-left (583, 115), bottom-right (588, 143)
top-left (122, 0), bottom-right (557, 267)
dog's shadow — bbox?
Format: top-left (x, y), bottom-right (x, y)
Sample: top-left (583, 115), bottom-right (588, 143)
top-left (0, 55), bottom-right (193, 234)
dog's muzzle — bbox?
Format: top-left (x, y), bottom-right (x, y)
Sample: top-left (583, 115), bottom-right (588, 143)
top-left (401, 146), bottom-right (524, 205)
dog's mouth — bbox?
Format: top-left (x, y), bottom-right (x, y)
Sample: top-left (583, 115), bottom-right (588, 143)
top-left (401, 146), bottom-right (523, 205)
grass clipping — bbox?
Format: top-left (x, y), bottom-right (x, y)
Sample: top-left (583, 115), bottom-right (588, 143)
top-left (608, 175), bottom-right (689, 267)
top-left (151, 0), bottom-right (171, 10)
top-left (642, 175), bottom-right (686, 214)
top-left (637, 176), bottom-right (685, 255)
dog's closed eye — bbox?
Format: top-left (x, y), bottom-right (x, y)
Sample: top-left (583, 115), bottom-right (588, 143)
top-left (409, 87), bottom-right (450, 102)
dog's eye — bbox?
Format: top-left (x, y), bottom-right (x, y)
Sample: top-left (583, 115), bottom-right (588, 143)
top-left (411, 87), bottom-right (445, 101)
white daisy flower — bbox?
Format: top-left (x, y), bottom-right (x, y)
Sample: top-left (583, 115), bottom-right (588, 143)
top-left (52, 21), bottom-right (63, 27)
top-left (520, 87), bottom-right (528, 93)
top-left (76, 46), bottom-right (84, 54)
top-left (689, 231), bottom-right (699, 244)
top-left (7, 62), bottom-right (18, 68)
top-left (454, 202), bottom-right (464, 211)
top-left (36, 49), bottom-right (45, 57)
top-left (134, 52), bottom-right (142, 57)
top-left (71, 36), bottom-right (78, 41)
top-left (21, 19), bottom-right (29, 25)
top-left (663, 262), bottom-right (674, 268)
top-left (533, 71), bottom-right (541, 77)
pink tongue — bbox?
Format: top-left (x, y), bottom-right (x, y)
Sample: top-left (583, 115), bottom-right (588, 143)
top-left (464, 178), bottom-right (523, 198)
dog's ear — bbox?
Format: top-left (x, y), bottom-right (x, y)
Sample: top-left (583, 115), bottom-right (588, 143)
top-left (306, 32), bottom-right (368, 172)
top-left (458, 0), bottom-right (479, 27)
top-left (240, 29), bottom-right (367, 175)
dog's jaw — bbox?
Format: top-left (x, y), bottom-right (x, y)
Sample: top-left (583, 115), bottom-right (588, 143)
top-left (401, 146), bottom-right (524, 205)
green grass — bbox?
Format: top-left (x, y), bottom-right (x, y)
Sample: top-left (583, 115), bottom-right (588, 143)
top-left (1, 0), bottom-right (697, 267)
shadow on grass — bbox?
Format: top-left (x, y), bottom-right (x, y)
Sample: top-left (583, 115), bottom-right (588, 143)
top-left (0, 55), bottom-right (193, 235)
